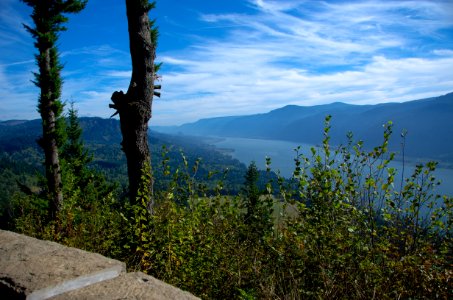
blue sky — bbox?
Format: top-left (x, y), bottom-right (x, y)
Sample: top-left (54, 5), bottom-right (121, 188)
top-left (1, 0), bottom-right (453, 125)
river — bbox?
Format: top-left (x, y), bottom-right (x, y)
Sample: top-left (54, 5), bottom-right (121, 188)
top-left (211, 137), bottom-right (453, 197)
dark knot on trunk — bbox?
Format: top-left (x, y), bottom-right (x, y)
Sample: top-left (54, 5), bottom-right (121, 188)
top-left (109, 90), bottom-right (126, 117)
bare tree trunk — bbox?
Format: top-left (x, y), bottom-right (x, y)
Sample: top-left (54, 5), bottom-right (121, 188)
top-left (110, 0), bottom-right (156, 206)
top-left (40, 48), bottom-right (64, 218)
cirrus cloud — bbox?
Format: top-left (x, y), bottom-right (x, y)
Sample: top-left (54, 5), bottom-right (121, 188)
top-left (1, 0), bottom-right (452, 125)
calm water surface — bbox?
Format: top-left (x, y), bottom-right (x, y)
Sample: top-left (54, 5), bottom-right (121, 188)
top-left (212, 137), bottom-right (453, 197)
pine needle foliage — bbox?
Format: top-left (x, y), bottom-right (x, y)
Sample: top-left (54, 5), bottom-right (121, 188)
top-left (21, 0), bottom-right (87, 217)
top-left (61, 103), bottom-right (92, 179)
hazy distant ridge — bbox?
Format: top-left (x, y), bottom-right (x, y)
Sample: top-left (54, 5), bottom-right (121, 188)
top-left (155, 93), bottom-right (453, 165)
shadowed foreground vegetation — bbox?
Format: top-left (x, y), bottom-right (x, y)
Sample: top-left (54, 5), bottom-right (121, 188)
top-left (10, 117), bottom-right (453, 299)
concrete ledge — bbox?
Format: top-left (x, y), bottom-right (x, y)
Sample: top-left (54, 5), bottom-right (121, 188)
top-left (0, 230), bottom-right (199, 299)
top-left (51, 272), bottom-right (199, 300)
top-left (0, 230), bottom-right (125, 299)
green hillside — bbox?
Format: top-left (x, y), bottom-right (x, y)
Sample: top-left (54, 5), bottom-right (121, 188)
top-left (0, 117), bottom-right (249, 224)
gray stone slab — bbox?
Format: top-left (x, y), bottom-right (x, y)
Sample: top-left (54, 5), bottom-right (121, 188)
top-left (51, 272), bottom-right (200, 300)
top-left (0, 230), bottom-right (126, 300)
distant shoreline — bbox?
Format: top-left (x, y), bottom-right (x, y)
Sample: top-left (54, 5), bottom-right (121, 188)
top-left (202, 135), bottom-right (453, 171)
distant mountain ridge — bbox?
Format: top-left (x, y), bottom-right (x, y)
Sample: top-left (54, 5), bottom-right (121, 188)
top-left (154, 92), bottom-right (453, 165)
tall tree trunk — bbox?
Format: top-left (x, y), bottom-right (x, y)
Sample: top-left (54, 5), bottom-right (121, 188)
top-left (38, 48), bottom-right (64, 218)
top-left (42, 114), bottom-right (63, 217)
top-left (110, 0), bottom-right (156, 206)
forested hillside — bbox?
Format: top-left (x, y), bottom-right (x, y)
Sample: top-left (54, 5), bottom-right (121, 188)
top-left (0, 117), bottom-right (249, 225)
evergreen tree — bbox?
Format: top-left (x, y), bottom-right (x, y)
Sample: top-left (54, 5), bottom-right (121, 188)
top-left (242, 161), bottom-right (274, 242)
top-left (60, 103), bottom-right (117, 209)
top-left (62, 102), bottom-right (91, 179)
top-left (109, 0), bottom-right (160, 209)
top-left (243, 161), bottom-right (260, 223)
top-left (22, 0), bottom-right (87, 218)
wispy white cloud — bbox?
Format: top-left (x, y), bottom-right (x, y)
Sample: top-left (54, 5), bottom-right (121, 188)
top-left (0, 0), bottom-right (32, 47)
top-left (152, 0), bottom-right (453, 125)
top-left (1, 0), bottom-right (452, 125)
top-left (0, 57), bottom-right (38, 120)
top-left (154, 55), bottom-right (453, 124)
top-left (432, 49), bottom-right (453, 56)
top-left (0, 59), bottom-right (34, 67)
top-left (105, 70), bottom-right (131, 78)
